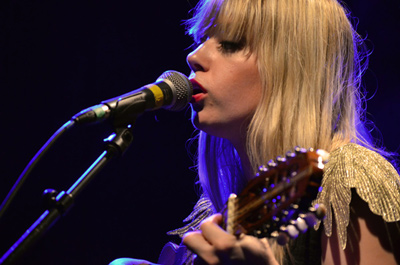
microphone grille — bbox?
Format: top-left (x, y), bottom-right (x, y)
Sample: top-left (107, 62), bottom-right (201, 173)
top-left (158, 70), bottom-right (193, 111)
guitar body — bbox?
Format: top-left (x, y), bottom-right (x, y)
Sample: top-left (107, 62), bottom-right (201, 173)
top-left (158, 242), bottom-right (191, 265)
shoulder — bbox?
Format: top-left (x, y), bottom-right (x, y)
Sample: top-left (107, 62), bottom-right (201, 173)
top-left (314, 143), bottom-right (400, 249)
top-left (322, 191), bottom-right (400, 264)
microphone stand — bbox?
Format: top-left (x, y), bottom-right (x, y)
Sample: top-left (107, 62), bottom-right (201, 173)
top-left (0, 125), bottom-right (134, 265)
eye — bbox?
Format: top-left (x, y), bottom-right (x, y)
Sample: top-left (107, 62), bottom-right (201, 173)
top-left (218, 41), bottom-right (245, 54)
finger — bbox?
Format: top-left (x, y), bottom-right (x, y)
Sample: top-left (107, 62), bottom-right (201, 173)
top-left (239, 236), bottom-right (279, 265)
top-left (199, 214), bottom-right (236, 247)
top-left (258, 237), bottom-right (279, 264)
top-left (183, 232), bottom-right (220, 265)
top-left (207, 213), bottom-right (223, 224)
top-left (182, 231), bottom-right (213, 255)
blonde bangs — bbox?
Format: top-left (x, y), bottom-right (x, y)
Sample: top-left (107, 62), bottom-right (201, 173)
top-left (186, 0), bottom-right (264, 52)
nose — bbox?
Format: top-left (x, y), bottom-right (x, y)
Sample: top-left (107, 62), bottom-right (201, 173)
top-left (187, 41), bottom-right (210, 73)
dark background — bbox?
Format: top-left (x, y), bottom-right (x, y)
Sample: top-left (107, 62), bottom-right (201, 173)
top-left (0, 0), bottom-right (399, 264)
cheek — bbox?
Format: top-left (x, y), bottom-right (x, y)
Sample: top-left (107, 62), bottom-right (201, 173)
top-left (231, 60), bottom-right (262, 104)
top-left (212, 74), bottom-right (261, 121)
top-left (234, 96), bottom-right (259, 122)
top-left (234, 78), bottom-right (262, 114)
top-left (220, 71), bottom-right (261, 104)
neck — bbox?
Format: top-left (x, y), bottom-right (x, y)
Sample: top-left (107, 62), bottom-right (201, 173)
top-left (231, 139), bottom-right (254, 181)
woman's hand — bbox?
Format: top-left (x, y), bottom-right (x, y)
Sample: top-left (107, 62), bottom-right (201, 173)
top-left (182, 214), bottom-right (279, 265)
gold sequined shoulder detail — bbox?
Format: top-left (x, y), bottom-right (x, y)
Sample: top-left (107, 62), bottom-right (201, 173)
top-left (313, 143), bottom-right (400, 249)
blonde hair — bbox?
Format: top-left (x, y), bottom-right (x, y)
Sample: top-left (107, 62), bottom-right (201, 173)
top-left (187, 0), bottom-right (374, 261)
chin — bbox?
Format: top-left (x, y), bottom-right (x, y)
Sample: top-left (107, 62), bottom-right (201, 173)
top-left (191, 118), bottom-right (231, 140)
top-left (190, 109), bottom-right (245, 140)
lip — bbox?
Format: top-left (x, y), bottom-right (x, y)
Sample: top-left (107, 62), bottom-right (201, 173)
top-left (191, 93), bottom-right (207, 104)
top-left (189, 78), bottom-right (207, 104)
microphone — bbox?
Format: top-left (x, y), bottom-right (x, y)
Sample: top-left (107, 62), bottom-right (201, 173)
top-left (72, 70), bottom-right (193, 126)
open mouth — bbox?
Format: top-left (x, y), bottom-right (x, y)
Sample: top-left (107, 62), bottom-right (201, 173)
top-left (190, 78), bottom-right (207, 95)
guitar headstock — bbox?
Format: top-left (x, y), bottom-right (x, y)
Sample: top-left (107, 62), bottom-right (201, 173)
top-left (223, 147), bottom-right (329, 245)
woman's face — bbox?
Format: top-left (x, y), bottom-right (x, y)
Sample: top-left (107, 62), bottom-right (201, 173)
top-left (187, 37), bottom-right (262, 145)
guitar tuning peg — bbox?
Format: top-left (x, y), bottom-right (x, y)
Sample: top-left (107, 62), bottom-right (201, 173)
top-left (275, 156), bottom-right (286, 164)
top-left (294, 146), bottom-right (307, 154)
top-left (316, 149), bottom-right (330, 164)
top-left (258, 165), bottom-right (268, 172)
top-left (277, 225), bottom-right (299, 244)
top-left (313, 204), bottom-right (327, 220)
top-left (285, 151), bottom-right (296, 159)
top-left (286, 224), bottom-right (299, 238)
top-left (267, 159), bottom-right (277, 168)
top-left (302, 212), bottom-right (319, 227)
top-left (298, 204), bottom-right (326, 227)
top-left (276, 231), bottom-right (290, 245)
top-left (294, 217), bottom-right (308, 233)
